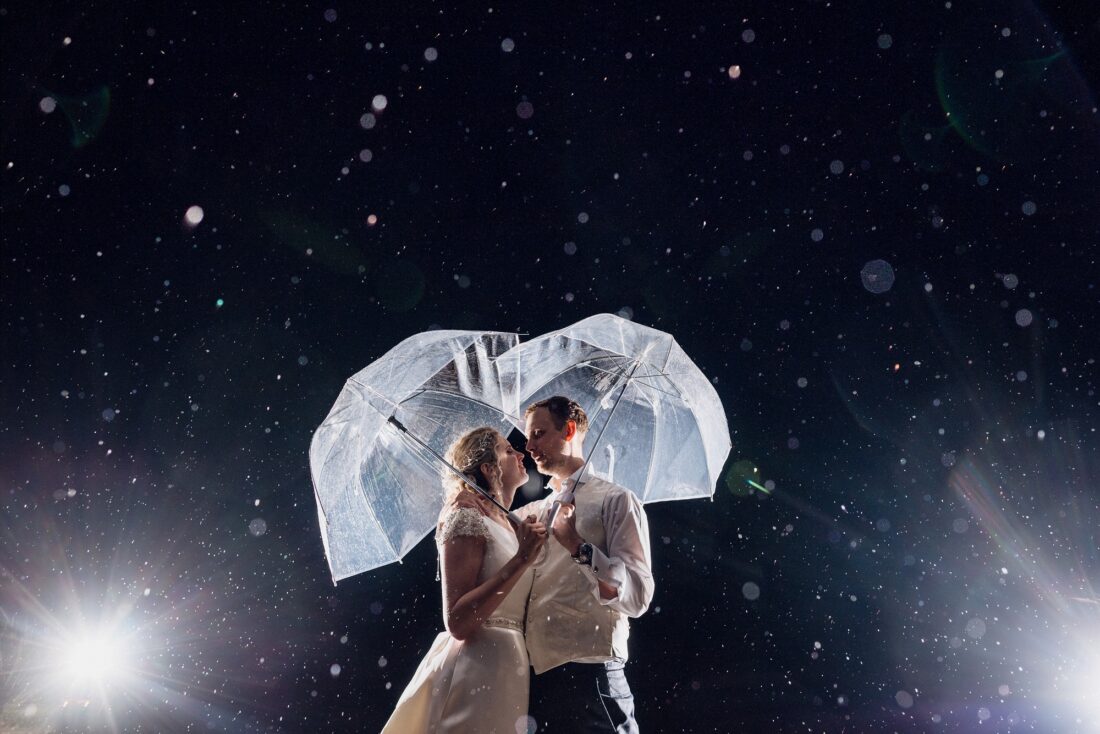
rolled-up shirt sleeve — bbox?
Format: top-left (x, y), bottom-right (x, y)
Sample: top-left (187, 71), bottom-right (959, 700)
top-left (581, 489), bottom-right (654, 617)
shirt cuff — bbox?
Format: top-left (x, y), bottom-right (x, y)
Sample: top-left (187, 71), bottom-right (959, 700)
top-left (582, 545), bottom-right (622, 605)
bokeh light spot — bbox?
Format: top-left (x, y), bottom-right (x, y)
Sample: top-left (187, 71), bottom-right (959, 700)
top-left (860, 259), bottom-right (895, 294)
top-left (724, 459), bottom-right (761, 496)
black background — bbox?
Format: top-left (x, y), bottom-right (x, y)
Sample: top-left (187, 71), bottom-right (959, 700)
top-left (3, 1), bottom-right (1099, 732)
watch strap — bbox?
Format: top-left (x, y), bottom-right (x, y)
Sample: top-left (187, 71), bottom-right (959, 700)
top-left (572, 542), bottom-right (593, 566)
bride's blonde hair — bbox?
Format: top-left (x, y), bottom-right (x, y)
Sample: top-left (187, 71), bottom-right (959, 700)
top-left (443, 427), bottom-right (501, 497)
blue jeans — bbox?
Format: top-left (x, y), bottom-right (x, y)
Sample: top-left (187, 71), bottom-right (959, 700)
top-left (528, 660), bottom-right (639, 733)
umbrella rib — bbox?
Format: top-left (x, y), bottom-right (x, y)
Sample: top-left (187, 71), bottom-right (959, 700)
top-left (310, 411), bottom-right (364, 516)
top-left (369, 424), bottom-right (415, 556)
top-left (585, 365), bottom-right (686, 404)
top-left (577, 358), bottom-right (689, 403)
top-left (634, 382), bottom-right (661, 503)
top-left (349, 330), bottom-right (517, 415)
top-left (507, 349), bottom-right (674, 423)
top-left (637, 380), bottom-right (685, 402)
top-left (508, 352), bottom-right (642, 426)
top-left (661, 335), bottom-right (676, 373)
top-left (311, 395), bottom-right (384, 552)
top-left (572, 338), bottom-right (715, 501)
top-left (347, 377), bottom-right (400, 413)
top-left (674, 378), bottom-right (720, 494)
top-left (398, 331), bottom-right (520, 417)
top-left (398, 388), bottom-right (523, 425)
top-left (396, 399), bottom-right (453, 434)
top-left (511, 365), bottom-right (594, 425)
top-left (562, 354), bottom-right (668, 393)
top-left (507, 332), bottom-right (654, 399)
top-left (585, 356), bottom-right (695, 385)
top-left (659, 338), bottom-right (690, 404)
top-left (312, 469), bottom-right (330, 528)
top-left (581, 359), bottom-right (662, 381)
top-left (317, 430), bottom-right (400, 576)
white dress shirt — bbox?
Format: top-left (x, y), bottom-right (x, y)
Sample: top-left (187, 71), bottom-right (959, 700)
top-left (534, 467), bottom-right (654, 618)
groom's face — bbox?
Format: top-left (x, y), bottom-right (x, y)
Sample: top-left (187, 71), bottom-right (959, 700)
top-left (523, 407), bottom-right (570, 475)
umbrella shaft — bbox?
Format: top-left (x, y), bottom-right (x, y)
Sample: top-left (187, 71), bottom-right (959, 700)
top-left (577, 360), bottom-right (640, 484)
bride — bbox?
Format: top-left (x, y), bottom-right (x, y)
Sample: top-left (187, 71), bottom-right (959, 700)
top-left (382, 427), bottom-right (547, 733)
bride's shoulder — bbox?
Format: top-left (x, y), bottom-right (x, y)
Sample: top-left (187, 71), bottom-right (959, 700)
top-left (436, 503), bottom-right (492, 544)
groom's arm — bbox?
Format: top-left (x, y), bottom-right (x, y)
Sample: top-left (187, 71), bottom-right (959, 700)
top-left (511, 497), bottom-right (545, 521)
top-left (581, 490), bottom-right (655, 618)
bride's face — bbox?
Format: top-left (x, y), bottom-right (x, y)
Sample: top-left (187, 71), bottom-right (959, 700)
top-left (493, 435), bottom-right (528, 492)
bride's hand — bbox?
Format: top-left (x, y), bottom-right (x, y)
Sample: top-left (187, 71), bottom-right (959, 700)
top-left (513, 515), bottom-right (547, 563)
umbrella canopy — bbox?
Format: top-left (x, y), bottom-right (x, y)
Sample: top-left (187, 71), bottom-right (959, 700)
top-left (310, 330), bottom-right (519, 582)
top-left (497, 314), bottom-right (731, 503)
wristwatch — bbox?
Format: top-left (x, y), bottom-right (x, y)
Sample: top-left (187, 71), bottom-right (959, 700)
top-left (571, 542), bottom-right (593, 566)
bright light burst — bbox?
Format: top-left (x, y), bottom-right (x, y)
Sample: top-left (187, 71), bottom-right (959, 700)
top-left (1, 467), bottom-right (289, 732)
top-left (1057, 631), bottom-right (1100, 731)
top-left (0, 611), bottom-right (145, 733)
top-left (947, 441), bottom-right (1100, 731)
top-left (58, 627), bottom-right (132, 684)
top-left (33, 620), bottom-right (142, 719)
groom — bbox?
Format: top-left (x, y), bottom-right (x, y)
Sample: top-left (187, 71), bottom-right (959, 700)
top-left (516, 396), bottom-right (654, 733)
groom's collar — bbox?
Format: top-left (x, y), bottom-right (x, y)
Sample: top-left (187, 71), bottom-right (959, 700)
top-left (548, 466), bottom-right (586, 494)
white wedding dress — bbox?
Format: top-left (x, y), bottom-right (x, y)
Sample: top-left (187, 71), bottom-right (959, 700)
top-left (381, 508), bottom-right (533, 733)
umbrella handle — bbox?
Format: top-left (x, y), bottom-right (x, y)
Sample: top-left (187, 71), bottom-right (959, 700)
top-left (546, 500), bottom-right (562, 535)
top-left (544, 487), bottom-right (574, 535)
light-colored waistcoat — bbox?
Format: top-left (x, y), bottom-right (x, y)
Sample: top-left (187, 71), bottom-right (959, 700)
top-left (524, 477), bottom-right (630, 674)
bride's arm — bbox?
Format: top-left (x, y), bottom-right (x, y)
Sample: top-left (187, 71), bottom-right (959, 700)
top-left (440, 513), bottom-right (545, 641)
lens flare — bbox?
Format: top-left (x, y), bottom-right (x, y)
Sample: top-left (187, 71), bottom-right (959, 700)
top-left (60, 630), bottom-right (130, 683)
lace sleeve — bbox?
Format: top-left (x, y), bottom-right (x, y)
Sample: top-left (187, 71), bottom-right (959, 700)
top-left (436, 507), bottom-right (491, 544)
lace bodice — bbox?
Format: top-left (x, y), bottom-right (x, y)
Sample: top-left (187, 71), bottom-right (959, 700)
top-left (436, 507), bottom-right (492, 544)
top-left (434, 507), bottom-right (530, 627)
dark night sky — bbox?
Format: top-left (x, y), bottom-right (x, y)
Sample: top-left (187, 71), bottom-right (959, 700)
top-left (2, 1), bottom-right (1099, 732)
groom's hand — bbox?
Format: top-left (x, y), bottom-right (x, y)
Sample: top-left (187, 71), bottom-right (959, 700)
top-left (446, 490), bottom-right (492, 516)
top-left (551, 502), bottom-right (584, 555)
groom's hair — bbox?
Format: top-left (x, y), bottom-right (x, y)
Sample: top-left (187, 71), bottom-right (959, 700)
top-left (525, 396), bottom-right (589, 434)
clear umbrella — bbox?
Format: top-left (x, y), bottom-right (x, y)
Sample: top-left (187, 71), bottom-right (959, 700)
top-left (497, 314), bottom-right (731, 508)
top-left (310, 330), bottom-right (520, 583)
